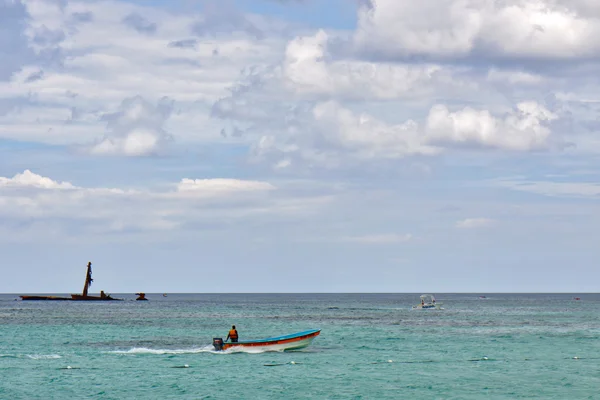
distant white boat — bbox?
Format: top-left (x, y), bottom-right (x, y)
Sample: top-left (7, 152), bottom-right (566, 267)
top-left (413, 294), bottom-right (443, 309)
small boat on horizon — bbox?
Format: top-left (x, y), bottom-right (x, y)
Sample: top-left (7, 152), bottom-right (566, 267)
top-left (20, 262), bottom-right (122, 301)
top-left (136, 293), bottom-right (148, 301)
top-left (413, 294), bottom-right (443, 309)
top-left (212, 329), bottom-right (321, 352)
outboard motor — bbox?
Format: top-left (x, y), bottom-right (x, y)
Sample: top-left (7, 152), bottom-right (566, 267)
top-left (213, 338), bottom-right (224, 351)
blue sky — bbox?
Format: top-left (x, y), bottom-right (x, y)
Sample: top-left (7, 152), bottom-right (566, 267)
top-left (1, 0), bottom-right (599, 293)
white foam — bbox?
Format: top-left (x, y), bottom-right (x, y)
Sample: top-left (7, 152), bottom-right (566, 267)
top-left (26, 354), bottom-right (62, 359)
top-left (224, 346), bottom-right (282, 354)
top-left (109, 344), bottom-right (283, 355)
top-left (109, 345), bottom-right (214, 355)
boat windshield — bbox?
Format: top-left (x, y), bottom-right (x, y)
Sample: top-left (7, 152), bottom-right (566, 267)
top-left (420, 294), bottom-right (435, 303)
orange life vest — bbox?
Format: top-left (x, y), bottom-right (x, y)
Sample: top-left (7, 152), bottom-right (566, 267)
top-left (229, 329), bottom-right (238, 340)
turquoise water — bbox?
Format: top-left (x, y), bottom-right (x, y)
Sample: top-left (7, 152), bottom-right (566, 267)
top-left (1, 293), bottom-right (599, 399)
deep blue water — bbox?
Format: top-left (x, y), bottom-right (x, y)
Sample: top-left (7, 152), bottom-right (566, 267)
top-left (1, 293), bottom-right (599, 399)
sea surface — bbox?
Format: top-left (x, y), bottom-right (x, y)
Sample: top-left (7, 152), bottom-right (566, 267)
top-left (1, 293), bottom-right (599, 399)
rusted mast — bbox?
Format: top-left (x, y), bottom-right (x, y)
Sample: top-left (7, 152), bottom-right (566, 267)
top-left (82, 262), bottom-right (93, 297)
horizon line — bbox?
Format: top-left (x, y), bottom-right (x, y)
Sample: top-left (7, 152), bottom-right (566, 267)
top-left (3, 292), bottom-right (598, 295)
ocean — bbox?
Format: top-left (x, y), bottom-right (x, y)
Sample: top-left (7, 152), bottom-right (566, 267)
top-left (1, 293), bottom-right (599, 399)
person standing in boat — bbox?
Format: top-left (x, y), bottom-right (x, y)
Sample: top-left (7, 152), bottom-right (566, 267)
top-left (226, 325), bottom-right (239, 343)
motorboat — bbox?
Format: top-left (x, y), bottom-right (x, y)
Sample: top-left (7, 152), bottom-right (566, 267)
top-left (212, 329), bottom-right (321, 352)
top-left (413, 294), bottom-right (443, 309)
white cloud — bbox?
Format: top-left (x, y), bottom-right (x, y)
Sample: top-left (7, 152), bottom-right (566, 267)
top-left (0, 170), bottom-right (327, 238)
top-left (2, 0), bottom-right (592, 165)
top-left (176, 178), bottom-right (275, 194)
top-left (456, 218), bottom-right (495, 229)
top-left (0, 0), bottom-right (288, 146)
top-left (310, 101), bottom-right (437, 158)
top-left (248, 99), bottom-right (564, 169)
top-left (87, 96), bottom-right (174, 156)
top-left (425, 102), bottom-right (558, 151)
top-left (251, 100), bottom-right (440, 169)
top-left (354, 0), bottom-right (481, 58)
top-left (353, 0), bottom-right (600, 60)
top-left (282, 30), bottom-right (447, 100)
top-left (0, 169), bottom-right (75, 189)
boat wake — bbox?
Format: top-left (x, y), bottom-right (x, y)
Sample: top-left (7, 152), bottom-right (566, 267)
top-left (108, 345), bottom-right (285, 355)
top-left (108, 345), bottom-right (215, 355)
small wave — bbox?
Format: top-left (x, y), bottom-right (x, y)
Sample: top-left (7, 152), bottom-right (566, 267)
top-left (264, 361), bottom-right (301, 367)
top-left (468, 356), bottom-right (491, 362)
top-left (26, 354), bottom-right (62, 360)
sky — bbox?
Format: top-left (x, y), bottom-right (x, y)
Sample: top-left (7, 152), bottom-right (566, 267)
top-left (1, 0), bottom-right (599, 293)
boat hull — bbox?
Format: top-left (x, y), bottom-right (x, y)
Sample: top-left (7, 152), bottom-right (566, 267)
top-left (413, 303), bottom-right (443, 309)
top-left (219, 329), bottom-right (321, 352)
top-left (70, 294), bottom-right (122, 301)
top-left (20, 295), bottom-right (122, 301)
top-left (20, 296), bottom-right (72, 301)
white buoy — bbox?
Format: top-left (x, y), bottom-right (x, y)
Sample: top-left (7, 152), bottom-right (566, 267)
top-left (573, 356), bottom-right (579, 360)
top-left (388, 360), bottom-right (393, 363)
top-left (184, 364), bottom-right (189, 368)
top-left (290, 361), bottom-right (296, 364)
top-left (67, 366), bottom-right (72, 369)
top-left (483, 357), bottom-right (488, 360)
